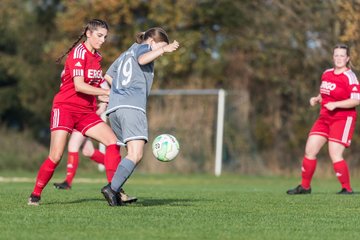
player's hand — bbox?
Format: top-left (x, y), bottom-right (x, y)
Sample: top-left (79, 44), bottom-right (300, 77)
top-left (324, 102), bottom-right (337, 111)
top-left (309, 96), bottom-right (321, 106)
top-left (96, 102), bottom-right (107, 115)
top-left (163, 40), bottom-right (179, 53)
top-left (98, 94), bottom-right (109, 103)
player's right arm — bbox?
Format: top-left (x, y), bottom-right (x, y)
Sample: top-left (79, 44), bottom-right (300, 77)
top-left (310, 94), bottom-right (322, 106)
top-left (74, 76), bottom-right (109, 96)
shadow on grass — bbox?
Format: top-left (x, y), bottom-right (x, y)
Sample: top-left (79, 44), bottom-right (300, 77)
top-left (43, 197), bottom-right (204, 206)
top-left (134, 198), bottom-right (203, 207)
top-left (43, 198), bottom-right (104, 205)
top-left (285, 191), bottom-right (360, 195)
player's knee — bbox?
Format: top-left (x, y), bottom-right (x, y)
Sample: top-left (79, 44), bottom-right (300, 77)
top-left (49, 153), bottom-right (63, 163)
top-left (101, 138), bottom-right (117, 147)
top-left (127, 152), bottom-right (143, 163)
top-left (305, 153), bottom-right (317, 159)
top-left (135, 158), bottom-right (143, 164)
top-left (329, 153), bottom-right (343, 162)
top-left (81, 147), bottom-right (93, 157)
top-left (304, 148), bottom-right (318, 159)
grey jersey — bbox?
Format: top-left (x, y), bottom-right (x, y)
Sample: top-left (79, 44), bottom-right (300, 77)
top-left (106, 43), bottom-right (154, 115)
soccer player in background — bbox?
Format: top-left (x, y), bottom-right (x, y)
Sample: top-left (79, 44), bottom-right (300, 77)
top-left (53, 102), bottom-right (137, 203)
top-left (287, 44), bottom-right (360, 195)
top-left (28, 19), bottom-right (121, 206)
top-left (100, 27), bottom-right (179, 206)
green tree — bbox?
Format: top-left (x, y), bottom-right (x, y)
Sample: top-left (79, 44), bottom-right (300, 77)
top-left (0, 1), bottom-right (59, 135)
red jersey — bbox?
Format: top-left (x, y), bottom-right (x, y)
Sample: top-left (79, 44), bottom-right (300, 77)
top-left (319, 68), bottom-right (360, 117)
top-left (53, 43), bottom-right (103, 113)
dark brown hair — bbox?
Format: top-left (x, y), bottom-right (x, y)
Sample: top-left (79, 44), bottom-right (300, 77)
top-left (135, 27), bottom-right (169, 44)
top-left (334, 43), bottom-right (350, 56)
top-left (56, 19), bottom-right (109, 64)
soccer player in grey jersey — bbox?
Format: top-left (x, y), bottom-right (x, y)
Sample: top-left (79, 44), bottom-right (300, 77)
top-left (101, 27), bottom-right (179, 206)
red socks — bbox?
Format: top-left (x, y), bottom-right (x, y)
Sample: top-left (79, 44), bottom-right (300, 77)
top-left (31, 146), bottom-right (121, 197)
top-left (65, 152), bottom-right (79, 186)
top-left (32, 158), bottom-right (58, 196)
top-left (90, 149), bottom-right (105, 164)
top-left (333, 160), bottom-right (352, 191)
top-left (300, 158), bottom-right (352, 191)
top-left (104, 144), bottom-right (121, 183)
top-left (301, 157), bottom-right (317, 189)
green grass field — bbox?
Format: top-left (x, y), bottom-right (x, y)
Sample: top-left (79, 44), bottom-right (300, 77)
top-left (1, 173), bottom-right (360, 240)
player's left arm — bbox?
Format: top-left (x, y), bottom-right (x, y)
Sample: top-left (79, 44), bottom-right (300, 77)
top-left (74, 76), bottom-right (109, 96)
top-left (325, 99), bottom-right (360, 111)
top-left (97, 80), bottom-right (110, 104)
top-left (96, 102), bottom-right (107, 115)
top-left (324, 83), bottom-right (360, 110)
top-left (104, 74), bottom-right (113, 86)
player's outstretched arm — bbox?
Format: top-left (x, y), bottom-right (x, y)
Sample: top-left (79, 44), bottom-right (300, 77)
top-left (163, 40), bottom-right (180, 53)
top-left (138, 40), bottom-right (180, 65)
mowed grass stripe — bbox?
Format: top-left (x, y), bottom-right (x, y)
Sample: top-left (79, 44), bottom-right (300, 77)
top-left (0, 174), bottom-right (359, 240)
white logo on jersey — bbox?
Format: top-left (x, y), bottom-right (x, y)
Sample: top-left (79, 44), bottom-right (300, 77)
top-left (352, 86), bottom-right (358, 91)
top-left (73, 69), bottom-right (84, 77)
top-left (75, 61), bottom-right (82, 67)
top-left (320, 81), bottom-right (336, 91)
top-left (88, 69), bottom-right (102, 79)
top-left (336, 172), bottom-right (342, 177)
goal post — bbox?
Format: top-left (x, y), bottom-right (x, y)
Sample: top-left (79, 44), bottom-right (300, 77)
top-left (98, 89), bottom-right (226, 176)
top-left (215, 89), bottom-right (226, 176)
top-left (150, 89), bottom-right (226, 176)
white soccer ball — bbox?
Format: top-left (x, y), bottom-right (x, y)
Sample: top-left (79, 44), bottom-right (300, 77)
top-left (152, 134), bottom-right (180, 162)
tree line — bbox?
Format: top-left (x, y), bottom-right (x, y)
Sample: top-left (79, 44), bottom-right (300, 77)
top-left (1, 0), bottom-right (360, 173)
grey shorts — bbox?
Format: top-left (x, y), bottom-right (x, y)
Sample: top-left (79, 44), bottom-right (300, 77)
top-left (108, 108), bottom-right (148, 146)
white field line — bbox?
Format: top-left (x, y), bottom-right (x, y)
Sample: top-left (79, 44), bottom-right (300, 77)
top-left (0, 177), bottom-right (106, 183)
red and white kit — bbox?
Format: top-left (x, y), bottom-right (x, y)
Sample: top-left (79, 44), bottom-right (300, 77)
top-left (309, 68), bottom-right (360, 146)
top-left (51, 42), bottom-right (104, 134)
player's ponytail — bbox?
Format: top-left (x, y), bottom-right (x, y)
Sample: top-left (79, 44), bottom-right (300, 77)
top-left (55, 33), bottom-right (84, 64)
top-left (56, 19), bottom-right (109, 64)
top-left (136, 32), bottom-right (146, 44)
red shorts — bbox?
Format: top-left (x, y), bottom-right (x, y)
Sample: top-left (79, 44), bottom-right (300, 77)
top-left (309, 115), bottom-right (357, 147)
top-left (50, 107), bottom-right (103, 135)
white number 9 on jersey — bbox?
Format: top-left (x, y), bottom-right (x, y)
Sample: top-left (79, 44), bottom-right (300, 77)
top-left (121, 58), bottom-right (133, 86)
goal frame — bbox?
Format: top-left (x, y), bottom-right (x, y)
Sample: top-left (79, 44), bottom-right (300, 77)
top-left (99, 89), bottom-right (226, 176)
top-left (150, 89), bottom-right (226, 176)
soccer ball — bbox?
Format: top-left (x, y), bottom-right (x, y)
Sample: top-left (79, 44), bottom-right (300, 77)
top-left (152, 134), bottom-right (180, 162)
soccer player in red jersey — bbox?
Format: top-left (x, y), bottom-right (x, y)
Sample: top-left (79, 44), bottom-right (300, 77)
top-left (28, 19), bottom-right (121, 206)
top-left (52, 102), bottom-right (137, 203)
top-left (287, 44), bottom-right (360, 195)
